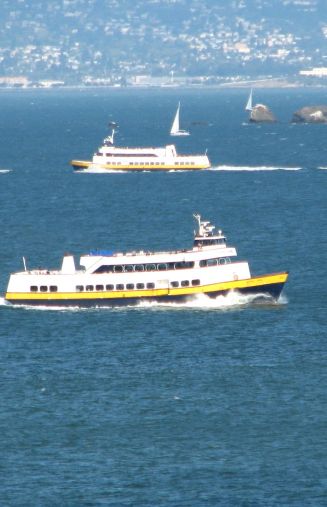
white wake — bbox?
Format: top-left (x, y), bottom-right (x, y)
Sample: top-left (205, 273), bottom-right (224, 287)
top-left (210, 165), bottom-right (301, 172)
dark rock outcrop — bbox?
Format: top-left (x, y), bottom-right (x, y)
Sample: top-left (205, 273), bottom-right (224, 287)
top-left (250, 104), bottom-right (276, 123)
top-left (292, 105), bottom-right (327, 123)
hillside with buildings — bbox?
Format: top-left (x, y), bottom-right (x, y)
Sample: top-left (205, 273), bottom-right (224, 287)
top-left (0, 0), bottom-right (326, 86)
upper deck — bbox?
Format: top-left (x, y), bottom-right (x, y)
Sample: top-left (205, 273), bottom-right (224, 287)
top-left (79, 215), bottom-right (237, 273)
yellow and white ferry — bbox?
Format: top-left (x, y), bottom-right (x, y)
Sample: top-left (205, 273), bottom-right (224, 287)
top-left (70, 128), bottom-right (210, 172)
top-left (5, 215), bottom-right (288, 307)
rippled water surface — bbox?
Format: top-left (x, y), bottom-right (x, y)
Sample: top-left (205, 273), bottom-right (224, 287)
top-left (0, 88), bottom-right (326, 506)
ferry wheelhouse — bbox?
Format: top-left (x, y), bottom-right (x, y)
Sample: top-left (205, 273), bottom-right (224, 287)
top-left (70, 129), bottom-right (210, 172)
top-left (5, 215), bottom-right (288, 307)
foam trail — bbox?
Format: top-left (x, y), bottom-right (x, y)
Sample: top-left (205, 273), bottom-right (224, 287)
top-left (0, 297), bottom-right (90, 312)
top-left (210, 165), bottom-right (301, 172)
top-left (135, 291), bottom-right (285, 310)
top-left (0, 169), bottom-right (12, 173)
top-left (318, 166), bottom-right (327, 170)
top-left (75, 166), bottom-right (126, 174)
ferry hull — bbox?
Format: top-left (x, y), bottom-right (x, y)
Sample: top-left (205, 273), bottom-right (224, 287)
top-left (70, 160), bottom-right (209, 172)
top-left (5, 273), bottom-right (288, 307)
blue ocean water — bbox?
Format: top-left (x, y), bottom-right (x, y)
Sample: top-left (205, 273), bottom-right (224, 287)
top-left (0, 87), bottom-right (326, 506)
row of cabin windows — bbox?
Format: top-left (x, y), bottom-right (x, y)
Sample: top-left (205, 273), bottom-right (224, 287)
top-left (95, 260), bottom-right (195, 274)
top-left (97, 153), bottom-right (157, 158)
top-left (128, 162), bottom-right (160, 166)
top-left (95, 157), bottom-right (195, 167)
top-left (30, 280), bottom-right (201, 293)
top-left (76, 282), bottom-right (155, 292)
top-left (125, 161), bottom-right (194, 166)
top-left (94, 257), bottom-right (230, 274)
top-left (200, 257), bottom-right (231, 267)
top-left (171, 279), bottom-right (200, 288)
top-left (194, 238), bottom-right (226, 246)
top-left (30, 285), bottom-right (58, 292)
top-left (76, 279), bottom-right (201, 292)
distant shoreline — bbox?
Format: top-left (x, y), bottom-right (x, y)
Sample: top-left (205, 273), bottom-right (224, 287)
top-left (0, 79), bottom-right (326, 91)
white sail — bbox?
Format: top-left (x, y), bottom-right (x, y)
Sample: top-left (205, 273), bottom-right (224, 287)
top-left (245, 89), bottom-right (253, 111)
top-left (170, 103), bottom-right (180, 134)
top-left (170, 102), bottom-right (190, 136)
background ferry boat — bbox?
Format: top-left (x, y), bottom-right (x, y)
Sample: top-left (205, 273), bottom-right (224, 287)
top-left (5, 215), bottom-right (288, 307)
top-left (70, 128), bottom-right (210, 171)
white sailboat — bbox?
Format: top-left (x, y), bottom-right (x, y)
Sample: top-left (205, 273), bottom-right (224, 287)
top-left (170, 102), bottom-right (190, 136)
top-left (245, 89), bottom-right (253, 112)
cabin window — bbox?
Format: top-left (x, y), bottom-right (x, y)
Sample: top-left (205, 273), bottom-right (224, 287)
top-left (157, 263), bottom-right (167, 271)
top-left (106, 284), bottom-right (114, 290)
top-left (134, 264), bottom-right (144, 272)
top-left (50, 286), bottom-right (58, 292)
top-left (136, 283), bottom-right (145, 289)
top-left (86, 285), bottom-right (94, 291)
top-left (126, 283), bottom-right (134, 290)
top-left (124, 264), bottom-right (134, 272)
top-left (30, 286), bottom-right (38, 292)
top-left (95, 265), bottom-right (114, 274)
top-left (200, 258), bottom-right (219, 267)
top-left (192, 279), bottom-right (200, 286)
top-left (113, 265), bottom-right (123, 273)
top-left (174, 261), bottom-right (194, 270)
top-left (96, 284), bottom-right (104, 291)
top-left (171, 281), bottom-right (179, 288)
top-left (40, 286), bottom-right (48, 292)
top-left (181, 280), bottom-right (190, 287)
top-left (146, 282), bottom-right (155, 289)
top-left (219, 257), bottom-right (231, 265)
top-left (146, 264), bottom-right (156, 271)
top-left (116, 284), bottom-right (124, 290)
top-left (76, 285), bottom-right (84, 292)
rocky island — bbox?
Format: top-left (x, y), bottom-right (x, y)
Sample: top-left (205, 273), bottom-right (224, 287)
top-left (249, 104), bottom-right (277, 123)
top-left (292, 106), bottom-right (327, 123)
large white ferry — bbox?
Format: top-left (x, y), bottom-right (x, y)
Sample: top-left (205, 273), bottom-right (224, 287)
top-left (70, 128), bottom-right (210, 172)
top-left (5, 215), bottom-right (288, 307)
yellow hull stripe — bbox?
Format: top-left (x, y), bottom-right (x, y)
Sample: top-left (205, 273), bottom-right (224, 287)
top-left (70, 160), bottom-right (209, 171)
top-left (6, 272), bottom-right (288, 301)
